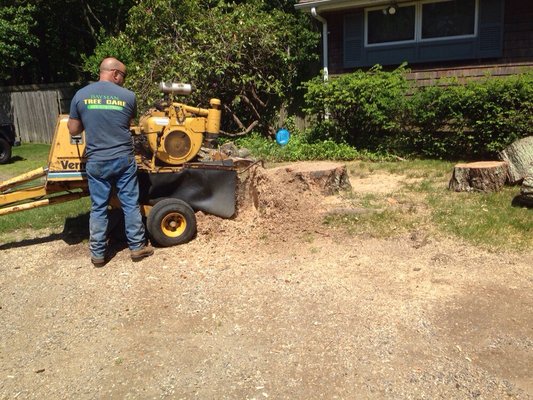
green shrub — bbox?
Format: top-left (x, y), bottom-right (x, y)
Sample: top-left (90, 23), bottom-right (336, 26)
top-left (235, 132), bottom-right (360, 161)
top-left (302, 66), bottom-right (532, 160)
top-left (302, 64), bottom-right (410, 151)
top-left (405, 73), bottom-right (533, 159)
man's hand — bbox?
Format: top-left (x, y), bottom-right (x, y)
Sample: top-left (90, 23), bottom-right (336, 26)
top-left (67, 118), bottom-right (84, 136)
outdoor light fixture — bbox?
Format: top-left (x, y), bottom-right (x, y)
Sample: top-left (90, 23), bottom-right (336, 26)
top-left (383, 3), bottom-right (397, 15)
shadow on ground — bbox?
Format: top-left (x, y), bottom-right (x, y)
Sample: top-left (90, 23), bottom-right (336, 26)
top-left (0, 210), bottom-right (127, 251)
top-left (511, 194), bottom-right (533, 208)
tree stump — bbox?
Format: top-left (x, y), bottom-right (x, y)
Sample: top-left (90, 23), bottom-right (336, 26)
top-left (274, 162), bottom-right (352, 195)
top-left (236, 162), bottom-right (351, 217)
top-left (498, 136), bottom-right (533, 184)
top-left (448, 161), bottom-right (508, 193)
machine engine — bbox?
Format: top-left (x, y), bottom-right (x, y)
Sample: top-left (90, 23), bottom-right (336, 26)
top-left (134, 82), bottom-right (221, 166)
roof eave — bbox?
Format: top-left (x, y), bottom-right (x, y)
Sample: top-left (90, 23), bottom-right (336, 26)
top-left (295, 0), bottom-right (391, 12)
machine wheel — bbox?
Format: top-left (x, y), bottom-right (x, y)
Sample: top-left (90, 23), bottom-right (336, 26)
top-left (0, 138), bottom-right (12, 164)
top-left (146, 198), bottom-right (197, 247)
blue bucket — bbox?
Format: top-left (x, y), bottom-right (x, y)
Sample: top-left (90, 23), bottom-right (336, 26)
top-left (275, 128), bottom-right (290, 146)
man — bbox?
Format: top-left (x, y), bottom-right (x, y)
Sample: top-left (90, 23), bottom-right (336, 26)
top-left (68, 57), bottom-right (154, 267)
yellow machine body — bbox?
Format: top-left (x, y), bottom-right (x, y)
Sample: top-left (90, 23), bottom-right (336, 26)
top-left (140, 111), bottom-right (204, 165)
top-left (136, 98), bottom-right (221, 166)
top-left (47, 116), bottom-right (87, 182)
top-left (0, 115), bottom-right (89, 215)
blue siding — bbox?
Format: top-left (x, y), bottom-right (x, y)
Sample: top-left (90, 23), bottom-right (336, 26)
top-left (343, 0), bottom-right (504, 68)
top-left (343, 12), bottom-right (364, 66)
top-left (478, 0), bottom-right (505, 57)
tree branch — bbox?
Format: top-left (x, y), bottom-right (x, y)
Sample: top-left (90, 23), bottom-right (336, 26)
top-left (223, 103), bottom-right (246, 131)
top-left (220, 120), bottom-right (259, 137)
top-left (240, 94), bottom-right (261, 120)
top-left (249, 83), bottom-right (266, 108)
top-left (80, 0), bottom-right (101, 38)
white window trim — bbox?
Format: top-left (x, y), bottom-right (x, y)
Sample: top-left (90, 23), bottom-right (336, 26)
top-left (419, 0), bottom-right (479, 42)
top-left (364, 0), bottom-right (479, 47)
top-left (364, 2), bottom-right (417, 47)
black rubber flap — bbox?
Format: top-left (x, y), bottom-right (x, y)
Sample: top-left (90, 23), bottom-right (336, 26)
top-left (138, 166), bottom-right (237, 218)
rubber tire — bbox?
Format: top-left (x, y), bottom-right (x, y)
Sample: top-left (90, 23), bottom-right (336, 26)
top-left (146, 198), bottom-right (197, 247)
top-left (0, 137), bottom-right (12, 164)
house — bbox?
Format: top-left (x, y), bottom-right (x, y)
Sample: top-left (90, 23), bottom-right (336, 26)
top-left (295, 0), bottom-right (532, 83)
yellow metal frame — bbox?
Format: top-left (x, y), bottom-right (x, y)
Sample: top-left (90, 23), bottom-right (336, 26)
top-left (0, 179), bottom-right (89, 216)
top-left (0, 115), bottom-right (90, 217)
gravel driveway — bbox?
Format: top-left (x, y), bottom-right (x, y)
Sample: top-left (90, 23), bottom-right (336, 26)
top-left (1, 162), bottom-right (531, 399)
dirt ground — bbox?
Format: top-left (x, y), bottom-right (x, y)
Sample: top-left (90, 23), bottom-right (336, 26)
top-left (0, 161), bottom-right (531, 399)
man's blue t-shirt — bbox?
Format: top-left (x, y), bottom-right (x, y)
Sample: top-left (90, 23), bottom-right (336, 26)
top-left (69, 81), bottom-right (137, 161)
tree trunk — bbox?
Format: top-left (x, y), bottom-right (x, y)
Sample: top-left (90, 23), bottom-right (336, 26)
top-left (521, 174), bottom-right (533, 197)
top-left (498, 136), bottom-right (533, 184)
top-left (448, 161), bottom-right (508, 193)
top-left (513, 173), bottom-right (533, 207)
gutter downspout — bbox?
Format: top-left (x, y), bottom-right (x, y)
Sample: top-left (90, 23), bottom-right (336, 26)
top-left (311, 7), bottom-right (328, 82)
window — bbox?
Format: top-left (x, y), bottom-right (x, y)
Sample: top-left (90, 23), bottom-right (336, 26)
top-left (365, 0), bottom-right (478, 47)
top-left (422, 0), bottom-right (476, 39)
top-left (367, 6), bottom-right (415, 44)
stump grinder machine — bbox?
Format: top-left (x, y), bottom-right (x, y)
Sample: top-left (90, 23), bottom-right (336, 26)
top-left (0, 83), bottom-right (239, 247)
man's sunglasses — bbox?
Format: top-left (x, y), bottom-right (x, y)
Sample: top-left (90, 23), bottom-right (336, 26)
top-left (112, 69), bottom-right (127, 79)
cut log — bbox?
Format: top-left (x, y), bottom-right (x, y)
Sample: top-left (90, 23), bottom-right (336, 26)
top-left (512, 172), bottom-right (533, 207)
top-left (521, 173), bottom-right (533, 197)
top-left (498, 136), bottom-right (533, 184)
top-left (448, 161), bottom-right (508, 193)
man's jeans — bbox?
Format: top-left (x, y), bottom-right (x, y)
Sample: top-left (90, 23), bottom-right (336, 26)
top-left (86, 156), bottom-right (146, 258)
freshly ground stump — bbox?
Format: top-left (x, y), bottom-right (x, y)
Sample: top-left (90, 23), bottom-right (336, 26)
top-left (448, 161), bottom-right (508, 193)
top-left (237, 162), bottom-right (351, 217)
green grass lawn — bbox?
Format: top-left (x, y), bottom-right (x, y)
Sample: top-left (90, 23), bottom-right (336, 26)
top-left (0, 143), bottom-right (51, 181)
top-left (0, 143), bottom-right (90, 241)
top-left (327, 160), bottom-right (532, 251)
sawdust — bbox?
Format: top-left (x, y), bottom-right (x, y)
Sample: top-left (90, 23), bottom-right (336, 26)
top-left (197, 162), bottom-right (337, 242)
top-left (0, 161), bottom-right (532, 399)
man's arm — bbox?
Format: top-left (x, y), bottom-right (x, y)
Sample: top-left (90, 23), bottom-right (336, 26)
top-left (67, 118), bottom-right (84, 136)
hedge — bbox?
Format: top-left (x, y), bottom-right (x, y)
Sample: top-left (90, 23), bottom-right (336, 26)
top-left (302, 65), bottom-right (532, 159)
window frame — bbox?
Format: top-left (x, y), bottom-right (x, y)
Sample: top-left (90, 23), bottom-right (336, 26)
top-left (364, 0), bottom-right (479, 47)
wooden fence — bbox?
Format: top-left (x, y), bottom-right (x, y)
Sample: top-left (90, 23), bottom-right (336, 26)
top-left (0, 83), bottom-right (79, 144)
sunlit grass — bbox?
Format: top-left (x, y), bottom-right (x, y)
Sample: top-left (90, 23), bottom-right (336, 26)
top-left (0, 198), bottom-right (91, 239)
top-left (0, 144), bottom-right (90, 241)
top-left (0, 143), bottom-right (51, 180)
top-left (348, 159), bottom-right (454, 179)
top-left (324, 208), bottom-right (421, 238)
top-left (429, 186), bottom-right (532, 251)
top-left (330, 160), bottom-right (532, 251)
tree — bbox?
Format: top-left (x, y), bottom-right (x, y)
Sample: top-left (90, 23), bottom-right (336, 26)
top-left (0, 4), bottom-right (38, 83)
top-left (0, 0), bottom-right (134, 85)
top-left (85, 0), bottom-right (320, 137)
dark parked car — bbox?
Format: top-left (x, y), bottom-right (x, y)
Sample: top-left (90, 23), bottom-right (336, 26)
top-left (0, 123), bottom-right (20, 164)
